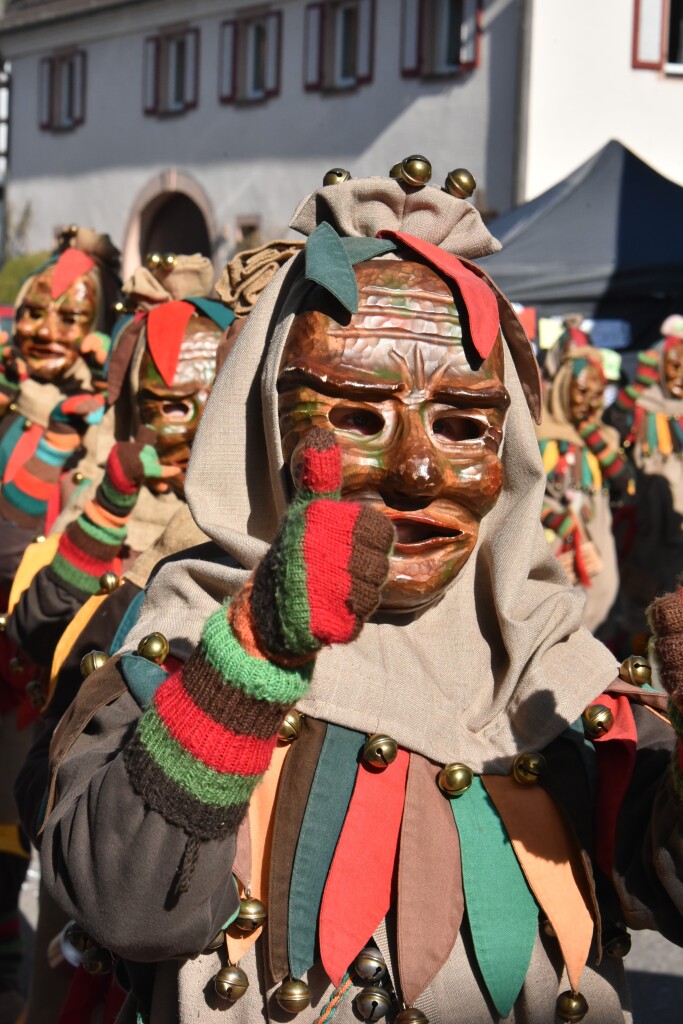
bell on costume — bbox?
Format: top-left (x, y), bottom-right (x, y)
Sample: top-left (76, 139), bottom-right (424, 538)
top-left (235, 895), bottom-right (267, 932)
top-left (355, 984), bottom-right (392, 1021)
top-left (354, 946), bottom-right (387, 982)
top-left (363, 734), bottom-right (398, 767)
top-left (274, 978), bottom-right (312, 1013)
top-left (395, 1010), bottom-right (429, 1024)
top-left (556, 990), bottom-right (589, 1023)
top-left (81, 945), bottom-right (113, 975)
top-left (214, 964), bottom-right (249, 1002)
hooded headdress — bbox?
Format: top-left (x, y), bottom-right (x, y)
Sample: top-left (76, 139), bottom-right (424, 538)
top-left (122, 176), bottom-right (617, 772)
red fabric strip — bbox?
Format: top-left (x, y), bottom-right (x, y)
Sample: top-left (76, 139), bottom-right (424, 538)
top-left (10, 468), bottom-right (54, 501)
top-left (304, 499), bottom-right (358, 645)
top-left (4, 424), bottom-right (41, 485)
top-left (51, 250), bottom-right (96, 300)
top-left (319, 748), bottom-right (409, 986)
top-left (376, 230), bottom-right (500, 359)
top-left (591, 693), bottom-right (637, 879)
top-left (45, 477), bottom-right (65, 533)
top-left (146, 301), bottom-right (195, 386)
top-left (57, 965), bottom-right (109, 1024)
top-left (154, 672), bottom-right (277, 775)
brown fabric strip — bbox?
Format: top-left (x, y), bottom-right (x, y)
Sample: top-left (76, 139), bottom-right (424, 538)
top-left (397, 753), bottom-right (463, 1006)
top-left (483, 776), bottom-right (595, 994)
top-left (606, 679), bottom-right (670, 714)
top-left (266, 716), bottom-right (328, 984)
top-left (182, 651), bottom-right (290, 736)
top-left (232, 814), bottom-right (251, 891)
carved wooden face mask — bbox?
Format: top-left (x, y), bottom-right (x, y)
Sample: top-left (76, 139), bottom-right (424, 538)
top-left (664, 340), bottom-right (683, 399)
top-left (138, 315), bottom-right (222, 497)
top-left (15, 264), bottom-right (100, 382)
top-left (568, 361), bottom-right (606, 427)
top-left (279, 260), bottom-right (510, 612)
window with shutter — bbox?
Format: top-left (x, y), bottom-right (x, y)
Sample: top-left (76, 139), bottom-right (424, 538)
top-left (401, 0), bottom-right (480, 78)
top-left (667, 0), bottom-right (683, 67)
top-left (219, 21), bottom-right (237, 102)
top-left (144, 28), bottom-right (201, 116)
top-left (143, 36), bottom-right (160, 114)
top-left (632, 0), bottom-right (664, 68)
top-left (39, 57), bottom-right (53, 129)
top-left (220, 9), bottom-right (282, 104)
top-left (38, 51), bottom-right (87, 131)
top-left (264, 12), bottom-right (283, 97)
top-left (185, 29), bottom-right (199, 109)
top-left (304, 3), bottom-right (324, 90)
top-left (305, 0), bottom-right (375, 91)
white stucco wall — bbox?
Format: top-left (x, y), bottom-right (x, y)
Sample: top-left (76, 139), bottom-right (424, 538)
top-left (1, 0), bottom-right (520, 267)
top-left (523, 0), bottom-right (683, 199)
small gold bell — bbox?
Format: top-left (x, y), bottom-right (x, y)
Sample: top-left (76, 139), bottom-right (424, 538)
top-left (513, 751), bottom-right (546, 785)
top-left (444, 168), bottom-right (477, 199)
top-left (541, 917), bottom-right (556, 938)
top-left (389, 162), bottom-right (404, 179)
top-left (137, 632), bottom-right (170, 664)
top-left (323, 167), bottom-right (351, 186)
top-left (214, 964), bottom-right (249, 1002)
top-left (354, 946), bottom-right (387, 981)
top-left (556, 990), bottom-right (588, 1023)
top-left (235, 896), bottom-right (267, 932)
top-left (162, 253), bottom-right (176, 268)
top-left (202, 930), bottom-right (225, 952)
top-left (72, 471), bottom-right (85, 485)
top-left (619, 655), bottom-right (651, 687)
top-left (0, 613), bottom-right (7, 632)
top-left (62, 921), bottom-right (91, 960)
top-left (602, 925), bottom-right (631, 959)
top-left (99, 571), bottom-right (120, 593)
top-left (23, 419), bottom-right (33, 430)
top-left (146, 252), bottom-right (162, 269)
top-left (437, 763), bottom-right (473, 797)
top-left (81, 946), bottom-right (113, 975)
top-left (80, 650), bottom-right (109, 679)
top-left (400, 155), bottom-right (432, 187)
top-left (26, 678), bottom-right (46, 710)
top-left (113, 301), bottom-right (127, 315)
top-left (355, 985), bottom-right (392, 1021)
top-left (34, 535), bottom-right (46, 544)
top-left (363, 734), bottom-right (398, 768)
top-left (274, 978), bottom-right (311, 1013)
top-left (8, 403), bottom-right (17, 414)
top-left (278, 709), bottom-right (302, 744)
top-left (395, 1011), bottom-right (429, 1024)
top-left (582, 704), bottom-right (614, 739)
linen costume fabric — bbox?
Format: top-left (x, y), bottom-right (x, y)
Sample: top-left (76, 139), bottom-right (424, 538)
top-left (40, 179), bottom-right (679, 1024)
top-left (536, 348), bottom-right (621, 634)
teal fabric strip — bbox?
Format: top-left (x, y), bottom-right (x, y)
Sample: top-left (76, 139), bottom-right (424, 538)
top-left (190, 298), bottom-right (235, 331)
top-left (2, 481), bottom-right (46, 516)
top-left (120, 652), bottom-right (168, 709)
top-left (341, 236), bottom-right (396, 265)
top-left (109, 589), bottom-right (146, 655)
top-left (304, 224), bottom-right (398, 314)
top-left (287, 724), bottom-right (363, 980)
top-left (580, 449), bottom-right (593, 490)
top-left (0, 416), bottom-right (27, 480)
top-left (646, 412), bottom-right (659, 453)
top-left (450, 776), bottom-right (537, 1018)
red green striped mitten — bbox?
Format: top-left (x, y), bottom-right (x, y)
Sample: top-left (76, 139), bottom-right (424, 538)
top-left (648, 589), bottom-right (683, 800)
top-left (578, 421), bottom-right (632, 491)
top-left (123, 429), bottom-right (394, 885)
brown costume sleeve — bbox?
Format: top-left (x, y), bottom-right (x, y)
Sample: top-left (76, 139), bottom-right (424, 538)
top-left (39, 665), bottom-right (239, 962)
top-left (7, 565), bottom-right (87, 666)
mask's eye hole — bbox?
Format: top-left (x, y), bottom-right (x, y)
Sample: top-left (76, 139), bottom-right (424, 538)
top-left (432, 415), bottom-right (486, 442)
top-left (329, 405), bottom-right (384, 436)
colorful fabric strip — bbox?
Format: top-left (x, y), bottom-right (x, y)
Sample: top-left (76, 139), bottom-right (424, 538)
top-left (589, 693), bottom-right (637, 880)
top-left (450, 776), bottom-right (537, 1019)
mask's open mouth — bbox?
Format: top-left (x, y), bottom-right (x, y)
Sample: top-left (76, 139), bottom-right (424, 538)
top-left (392, 517), bottom-right (463, 551)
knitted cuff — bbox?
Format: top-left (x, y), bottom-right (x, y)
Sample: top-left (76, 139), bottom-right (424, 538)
top-left (667, 701), bottom-right (683, 801)
top-left (96, 446), bottom-right (145, 518)
top-left (49, 512), bottom-right (127, 597)
top-left (1, 430), bottom-right (79, 518)
top-left (123, 604), bottom-right (313, 840)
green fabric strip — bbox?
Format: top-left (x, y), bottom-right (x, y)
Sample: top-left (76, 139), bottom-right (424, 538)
top-left (450, 776), bottom-right (538, 1018)
top-left (110, 591), bottom-right (146, 657)
top-left (341, 236), bottom-right (396, 265)
top-left (121, 652), bottom-right (168, 709)
top-left (646, 412), bottom-right (659, 453)
top-left (304, 223), bottom-right (397, 314)
top-left (51, 553), bottom-right (102, 595)
top-left (288, 724), bottom-right (363, 979)
top-left (79, 515), bottom-right (127, 546)
top-left (276, 502), bottom-right (316, 654)
top-left (190, 298), bottom-right (235, 331)
top-left (137, 704), bottom-right (260, 807)
top-left (200, 607), bottom-right (313, 704)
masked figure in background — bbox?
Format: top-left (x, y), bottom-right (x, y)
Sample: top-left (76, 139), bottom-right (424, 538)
top-left (611, 316), bottom-right (683, 646)
top-left (537, 343), bottom-right (633, 635)
top-left (0, 227), bottom-right (119, 1024)
top-left (8, 254), bottom-right (231, 1024)
top-left (36, 168), bottom-right (682, 1024)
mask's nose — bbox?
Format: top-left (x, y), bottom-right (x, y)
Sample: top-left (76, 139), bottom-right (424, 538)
top-left (383, 410), bottom-right (445, 500)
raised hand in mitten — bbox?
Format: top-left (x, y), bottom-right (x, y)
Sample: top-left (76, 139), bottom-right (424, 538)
top-left (234, 428), bottom-right (395, 663)
top-left (0, 342), bottom-right (28, 410)
top-left (124, 430), bottom-right (394, 870)
top-left (648, 588), bottom-right (683, 799)
top-left (97, 427), bottom-right (180, 518)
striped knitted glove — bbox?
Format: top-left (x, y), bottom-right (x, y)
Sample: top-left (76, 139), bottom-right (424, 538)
top-left (578, 421), bottom-right (633, 493)
top-left (124, 430), bottom-right (394, 881)
top-left (49, 431), bottom-right (178, 597)
top-left (0, 393), bottom-right (104, 523)
top-left (648, 588), bottom-right (683, 800)
top-left (0, 342), bottom-right (27, 410)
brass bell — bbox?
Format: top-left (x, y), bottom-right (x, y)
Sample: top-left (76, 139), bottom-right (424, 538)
top-left (602, 925), bottom-right (631, 959)
top-left (0, 613), bottom-right (7, 632)
top-left (437, 763), bottom-right (473, 797)
top-left (323, 167), bottom-right (351, 186)
top-left (355, 985), bottom-right (392, 1021)
top-left (541, 917), bottom-right (556, 938)
top-left (400, 155), bottom-right (432, 187)
top-left (363, 734), bottom-right (398, 768)
top-left (619, 655), bottom-right (651, 688)
top-left (556, 990), bottom-right (588, 1023)
top-left (162, 253), bottom-right (176, 268)
top-left (80, 650), bottom-right (109, 679)
top-left (9, 657), bottom-right (24, 677)
top-left (146, 252), bottom-right (162, 269)
top-left (99, 571), bottom-right (120, 593)
top-left (235, 896), bottom-right (267, 932)
top-left (202, 930), bottom-right (225, 952)
top-left (8, 403), bottom-right (17, 414)
top-left (26, 678), bottom-right (46, 710)
top-left (444, 168), bottom-right (477, 199)
top-left (513, 751), bottom-right (546, 785)
top-left (389, 161), bottom-right (403, 179)
top-left (34, 535), bottom-right (46, 544)
top-left (214, 964), bottom-right (249, 1002)
top-left (395, 1011), bottom-right (429, 1024)
top-left (113, 301), bottom-right (127, 315)
top-left (23, 419), bottom-right (33, 430)
top-left (582, 704), bottom-right (614, 739)
top-left (278, 709), bottom-right (302, 744)
top-left (274, 978), bottom-right (311, 1013)
top-left (63, 921), bottom-right (91, 953)
top-left (354, 946), bottom-right (387, 981)
top-left (137, 632), bottom-right (170, 664)
top-left (81, 946), bottom-right (113, 975)
top-left (72, 471), bottom-right (84, 485)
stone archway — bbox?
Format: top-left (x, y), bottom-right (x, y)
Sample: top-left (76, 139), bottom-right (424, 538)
top-left (122, 170), bottom-right (219, 279)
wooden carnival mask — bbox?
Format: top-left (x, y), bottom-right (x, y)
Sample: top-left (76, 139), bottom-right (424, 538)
top-left (14, 261), bottom-right (101, 382)
top-left (278, 260), bottom-right (510, 612)
top-left (138, 314), bottom-right (222, 497)
top-left (663, 338), bottom-right (683, 399)
top-left (568, 358), bottom-right (606, 428)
